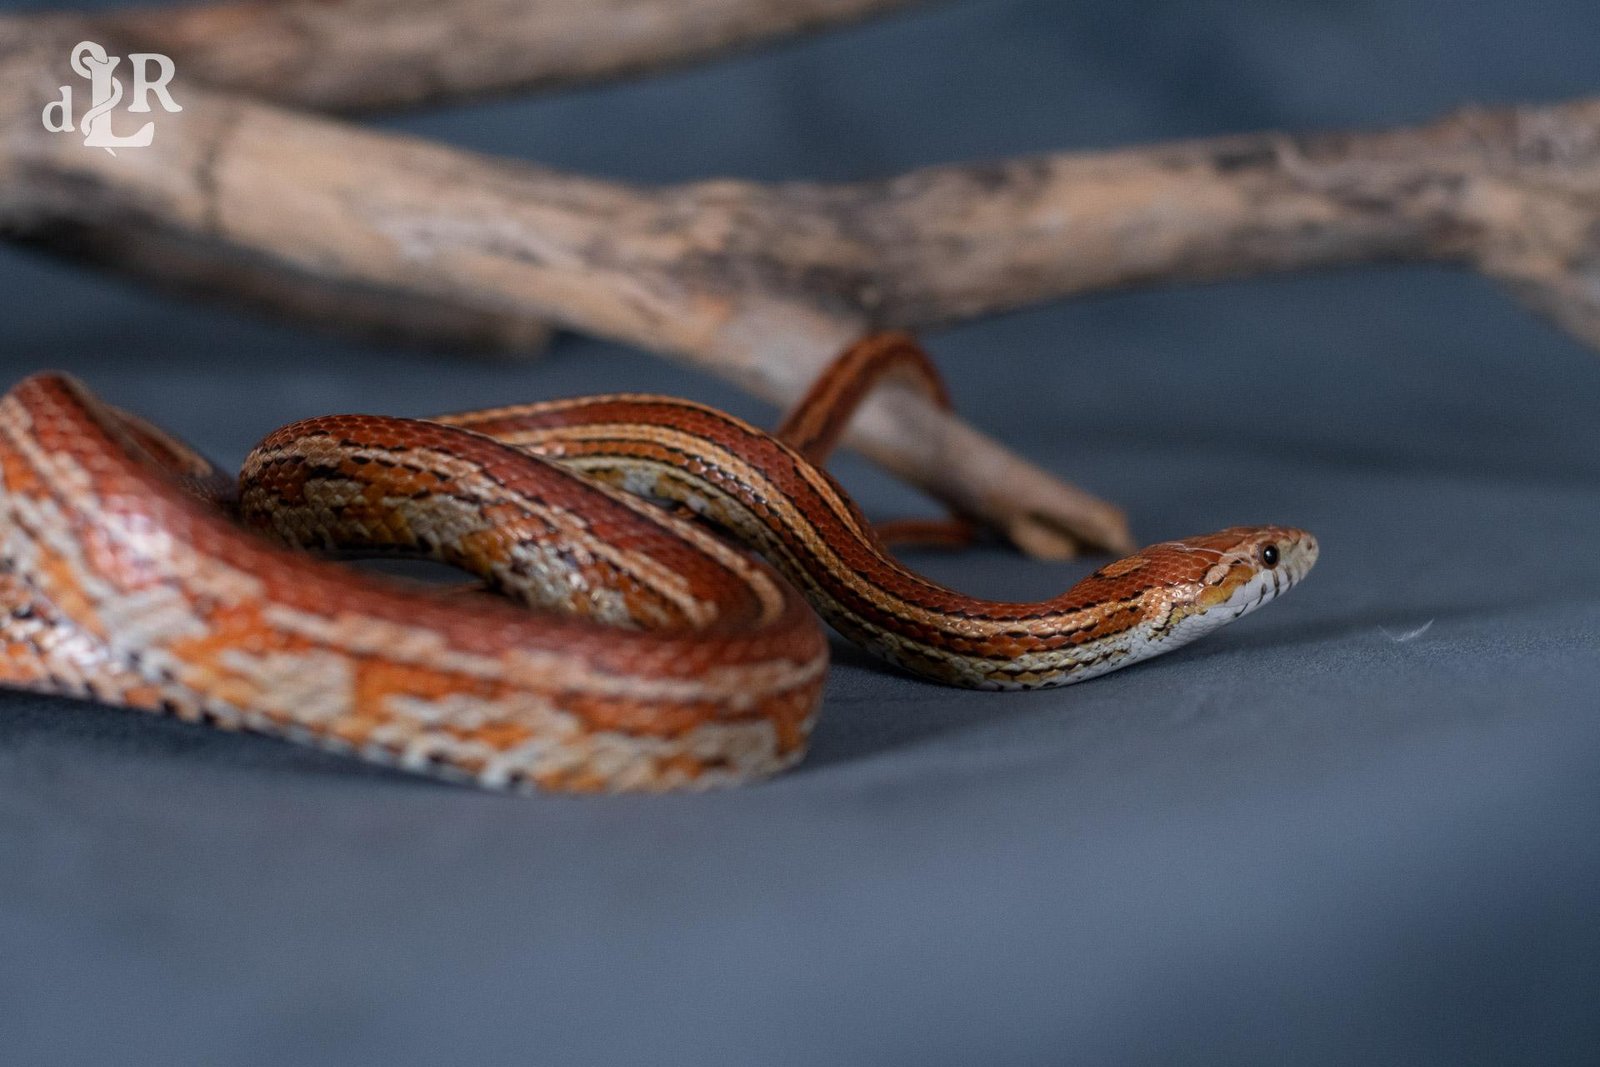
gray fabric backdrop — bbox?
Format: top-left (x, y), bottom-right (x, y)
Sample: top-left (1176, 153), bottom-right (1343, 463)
top-left (1, 1), bottom-right (1597, 1063)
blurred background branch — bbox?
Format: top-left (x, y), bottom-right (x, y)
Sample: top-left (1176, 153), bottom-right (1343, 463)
top-left (92, 0), bottom-right (931, 111)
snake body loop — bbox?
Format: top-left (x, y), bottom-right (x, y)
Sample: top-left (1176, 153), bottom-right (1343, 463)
top-left (0, 336), bottom-right (1317, 791)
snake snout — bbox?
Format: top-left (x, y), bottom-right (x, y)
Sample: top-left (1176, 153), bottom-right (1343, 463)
top-left (1272, 528), bottom-right (1320, 589)
top-left (1186, 524), bottom-right (1318, 622)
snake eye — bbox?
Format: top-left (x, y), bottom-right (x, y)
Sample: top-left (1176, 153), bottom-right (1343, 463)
top-left (1260, 544), bottom-right (1280, 568)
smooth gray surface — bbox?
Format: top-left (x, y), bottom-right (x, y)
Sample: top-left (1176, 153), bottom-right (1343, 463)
top-left (2, 1), bottom-right (1598, 1064)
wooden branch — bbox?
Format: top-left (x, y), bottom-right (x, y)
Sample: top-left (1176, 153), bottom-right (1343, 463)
top-left (88, 0), bottom-right (929, 112)
top-left (0, 21), bottom-right (1130, 557)
top-left (8, 0), bottom-right (928, 353)
top-left (7, 15), bottom-right (1600, 555)
top-left (15, 220), bottom-right (557, 354)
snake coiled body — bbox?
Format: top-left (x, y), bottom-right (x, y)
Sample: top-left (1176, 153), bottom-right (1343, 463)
top-left (0, 336), bottom-right (1317, 792)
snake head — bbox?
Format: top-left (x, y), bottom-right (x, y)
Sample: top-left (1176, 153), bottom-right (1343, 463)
top-left (1064, 524), bottom-right (1317, 681)
top-left (1123, 524), bottom-right (1319, 642)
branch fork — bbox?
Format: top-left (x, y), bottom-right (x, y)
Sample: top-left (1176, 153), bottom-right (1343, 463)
top-left (3, 1), bottom-right (1598, 558)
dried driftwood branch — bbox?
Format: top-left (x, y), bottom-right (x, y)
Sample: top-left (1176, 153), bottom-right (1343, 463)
top-left (90, 0), bottom-right (928, 112)
top-left (1, 14), bottom-right (1133, 558)
top-left (14, 218), bottom-right (560, 353)
top-left (4, 10), bottom-right (1600, 557)
top-left (8, 0), bottom-right (926, 353)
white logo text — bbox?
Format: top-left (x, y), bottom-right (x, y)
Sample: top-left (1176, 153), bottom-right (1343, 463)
top-left (41, 41), bottom-right (182, 155)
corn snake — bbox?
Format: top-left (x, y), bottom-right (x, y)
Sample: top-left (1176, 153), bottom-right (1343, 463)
top-left (0, 335), bottom-right (1316, 792)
